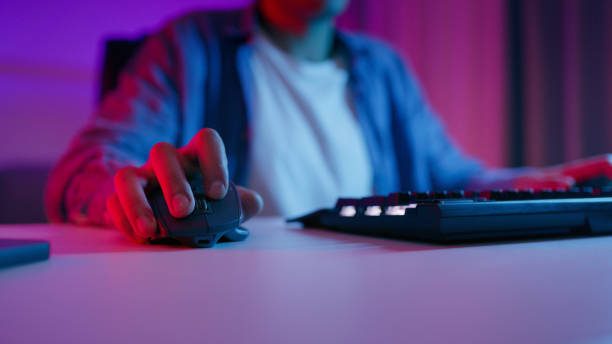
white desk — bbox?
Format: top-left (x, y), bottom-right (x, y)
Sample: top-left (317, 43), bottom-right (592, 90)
top-left (1, 217), bottom-right (612, 344)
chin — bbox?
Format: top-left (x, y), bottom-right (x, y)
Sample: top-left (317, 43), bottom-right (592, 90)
top-left (259, 0), bottom-right (350, 24)
top-left (318, 0), bottom-right (350, 18)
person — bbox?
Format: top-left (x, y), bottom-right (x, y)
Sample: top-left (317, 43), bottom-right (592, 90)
top-left (45, 0), bottom-right (611, 242)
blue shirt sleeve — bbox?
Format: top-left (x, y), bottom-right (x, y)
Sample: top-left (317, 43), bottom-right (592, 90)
top-left (384, 49), bottom-right (484, 191)
top-left (44, 22), bottom-right (186, 225)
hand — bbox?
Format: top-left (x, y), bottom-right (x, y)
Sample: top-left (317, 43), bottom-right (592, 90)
top-left (555, 154), bottom-right (612, 183)
top-left (513, 154), bottom-right (612, 190)
top-left (105, 128), bottom-right (263, 243)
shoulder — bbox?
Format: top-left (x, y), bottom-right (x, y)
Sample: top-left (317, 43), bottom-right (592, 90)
top-left (337, 30), bottom-right (418, 94)
top-left (157, 6), bottom-right (254, 39)
top-left (338, 31), bottom-right (422, 99)
top-left (338, 31), bottom-right (406, 71)
top-left (134, 6), bottom-right (253, 68)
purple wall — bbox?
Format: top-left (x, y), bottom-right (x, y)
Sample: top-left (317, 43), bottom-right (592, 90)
top-left (0, 0), bottom-right (248, 167)
top-left (0, 0), bottom-right (507, 168)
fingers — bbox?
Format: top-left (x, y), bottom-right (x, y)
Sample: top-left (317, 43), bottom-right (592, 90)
top-left (182, 128), bottom-right (229, 199)
top-left (106, 193), bottom-right (147, 243)
top-left (555, 154), bottom-right (612, 182)
top-left (108, 183), bottom-right (263, 243)
top-left (150, 142), bottom-right (195, 218)
top-left (107, 128), bottom-right (254, 246)
top-left (236, 186), bottom-right (264, 222)
top-left (514, 174), bottom-right (575, 190)
top-left (539, 175), bottom-right (575, 189)
top-left (113, 166), bottom-right (157, 239)
top-left (605, 154), bottom-right (612, 179)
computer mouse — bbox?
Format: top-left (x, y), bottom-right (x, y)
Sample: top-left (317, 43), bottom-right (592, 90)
top-left (146, 174), bottom-right (248, 248)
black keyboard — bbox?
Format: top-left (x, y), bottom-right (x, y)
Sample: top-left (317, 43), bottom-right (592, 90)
top-left (290, 188), bottom-right (612, 242)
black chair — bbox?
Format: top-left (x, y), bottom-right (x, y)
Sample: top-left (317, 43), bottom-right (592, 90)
top-left (98, 37), bottom-right (146, 102)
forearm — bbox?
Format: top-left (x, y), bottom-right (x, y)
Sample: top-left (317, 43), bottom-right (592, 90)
top-left (466, 165), bottom-right (586, 191)
top-left (45, 144), bottom-right (139, 226)
top-left (550, 154), bottom-right (612, 181)
top-left (63, 161), bottom-right (118, 226)
top-left (466, 167), bottom-right (538, 191)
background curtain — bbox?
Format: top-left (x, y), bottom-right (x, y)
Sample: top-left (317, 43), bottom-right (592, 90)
top-left (0, 0), bottom-right (609, 168)
top-left (340, 0), bottom-right (611, 168)
top-left (513, 0), bottom-right (612, 167)
top-left (339, 0), bottom-right (509, 168)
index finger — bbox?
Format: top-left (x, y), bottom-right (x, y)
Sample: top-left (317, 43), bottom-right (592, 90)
top-left (180, 128), bottom-right (229, 199)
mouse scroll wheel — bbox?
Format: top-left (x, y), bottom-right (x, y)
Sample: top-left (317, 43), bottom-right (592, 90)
top-left (194, 197), bottom-right (211, 213)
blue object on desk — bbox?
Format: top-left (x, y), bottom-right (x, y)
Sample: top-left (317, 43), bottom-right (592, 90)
top-left (0, 239), bottom-right (50, 269)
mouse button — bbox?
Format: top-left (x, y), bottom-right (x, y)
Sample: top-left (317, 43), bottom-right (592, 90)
top-left (148, 192), bottom-right (172, 232)
top-left (165, 215), bottom-right (213, 237)
top-left (193, 197), bottom-right (211, 214)
top-left (207, 184), bottom-right (241, 221)
top-left (188, 174), bottom-right (205, 194)
top-left (148, 191), bottom-right (188, 222)
top-left (179, 211), bottom-right (235, 236)
top-left (191, 186), bottom-right (206, 198)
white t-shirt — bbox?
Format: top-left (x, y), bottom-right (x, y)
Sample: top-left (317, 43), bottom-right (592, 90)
top-left (246, 31), bottom-right (373, 218)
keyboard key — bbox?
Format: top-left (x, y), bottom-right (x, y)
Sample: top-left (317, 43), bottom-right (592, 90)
top-left (361, 196), bottom-right (387, 206)
top-left (387, 192), bottom-right (414, 205)
top-left (385, 204), bottom-right (417, 216)
top-left (448, 190), bottom-right (466, 199)
top-left (339, 205), bottom-right (357, 217)
top-left (364, 206), bottom-right (383, 216)
top-left (433, 191), bottom-right (449, 199)
top-left (416, 192), bottom-right (432, 200)
top-left (335, 198), bottom-right (360, 208)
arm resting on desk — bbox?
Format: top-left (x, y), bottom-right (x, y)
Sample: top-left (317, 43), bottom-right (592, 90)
top-left (45, 24), bottom-right (185, 226)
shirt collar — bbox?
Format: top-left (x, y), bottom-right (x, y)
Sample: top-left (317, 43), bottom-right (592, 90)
top-left (219, 5), bottom-right (369, 59)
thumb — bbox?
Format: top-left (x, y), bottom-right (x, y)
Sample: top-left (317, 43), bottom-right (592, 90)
top-left (236, 186), bottom-right (264, 221)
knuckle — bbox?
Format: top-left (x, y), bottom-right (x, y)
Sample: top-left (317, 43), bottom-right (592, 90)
top-left (194, 129), bottom-right (209, 146)
top-left (202, 127), bottom-right (219, 139)
top-left (136, 205), bottom-right (153, 218)
top-left (165, 174), bottom-right (186, 191)
top-left (105, 193), bottom-right (117, 209)
top-left (150, 141), bottom-right (174, 159)
top-left (196, 128), bottom-right (221, 146)
top-left (114, 166), bottom-right (135, 185)
top-left (193, 131), bottom-right (205, 149)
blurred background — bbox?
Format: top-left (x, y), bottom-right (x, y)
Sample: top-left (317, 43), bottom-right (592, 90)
top-left (0, 0), bottom-right (610, 223)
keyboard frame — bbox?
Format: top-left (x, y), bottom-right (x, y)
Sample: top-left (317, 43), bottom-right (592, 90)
top-left (292, 196), bottom-right (612, 243)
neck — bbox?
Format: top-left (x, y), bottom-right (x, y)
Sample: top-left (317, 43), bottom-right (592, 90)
top-left (260, 18), bottom-right (336, 62)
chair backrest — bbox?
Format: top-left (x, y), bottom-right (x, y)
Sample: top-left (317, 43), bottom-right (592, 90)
top-left (98, 37), bottom-right (146, 102)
